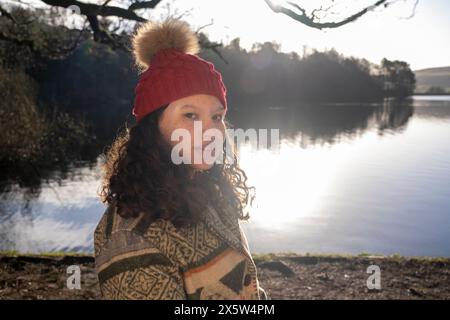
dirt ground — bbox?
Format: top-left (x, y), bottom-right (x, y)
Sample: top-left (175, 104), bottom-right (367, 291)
top-left (0, 253), bottom-right (449, 300)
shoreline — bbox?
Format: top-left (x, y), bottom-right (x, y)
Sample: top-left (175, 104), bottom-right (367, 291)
top-left (1, 252), bottom-right (449, 299)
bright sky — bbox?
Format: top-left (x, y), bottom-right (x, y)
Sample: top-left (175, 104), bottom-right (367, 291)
top-left (147, 0), bottom-right (450, 71)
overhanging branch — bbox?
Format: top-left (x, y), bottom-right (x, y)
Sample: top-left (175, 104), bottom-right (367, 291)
top-left (264, 0), bottom-right (390, 29)
top-left (40, 0), bottom-right (147, 21)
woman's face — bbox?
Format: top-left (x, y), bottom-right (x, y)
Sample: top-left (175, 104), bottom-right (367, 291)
top-left (158, 94), bottom-right (226, 171)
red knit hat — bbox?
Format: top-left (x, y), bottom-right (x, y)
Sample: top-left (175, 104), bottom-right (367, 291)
top-left (131, 19), bottom-right (227, 123)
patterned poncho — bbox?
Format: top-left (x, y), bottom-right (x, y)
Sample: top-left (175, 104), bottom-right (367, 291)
top-left (94, 199), bottom-right (268, 300)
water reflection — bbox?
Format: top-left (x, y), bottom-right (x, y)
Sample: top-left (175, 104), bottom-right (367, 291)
top-left (228, 99), bottom-right (414, 145)
top-left (1, 97), bottom-right (450, 256)
top-left (0, 159), bottom-right (103, 253)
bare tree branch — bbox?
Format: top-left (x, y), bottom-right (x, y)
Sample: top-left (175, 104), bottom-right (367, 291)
top-left (2, 1), bottom-right (228, 62)
top-left (264, 0), bottom-right (395, 29)
top-left (128, 0), bottom-right (163, 11)
top-left (40, 0), bottom-right (147, 22)
top-left (195, 19), bottom-right (214, 33)
top-left (399, 0), bottom-right (419, 19)
top-left (35, 0), bottom-right (147, 50)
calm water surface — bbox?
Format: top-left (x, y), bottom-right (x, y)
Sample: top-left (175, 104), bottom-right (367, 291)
top-left (1, 96), bottom-right (449, 256)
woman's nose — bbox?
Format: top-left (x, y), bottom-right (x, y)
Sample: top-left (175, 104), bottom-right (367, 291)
top-left (201, 120), bottom-right (222, 144)
top-left (200, 118), bottom-right (215, 134)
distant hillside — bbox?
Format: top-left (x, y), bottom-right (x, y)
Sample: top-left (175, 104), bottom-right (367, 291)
top-left (414, 66), bottom-right (450, 94)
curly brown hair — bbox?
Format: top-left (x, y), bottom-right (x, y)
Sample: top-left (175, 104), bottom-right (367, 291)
top-left (97, 104), bottom-right (255, 228)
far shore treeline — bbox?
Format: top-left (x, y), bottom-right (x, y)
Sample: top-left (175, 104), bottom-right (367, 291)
top-left (0, 6), bottom-right (416, 193)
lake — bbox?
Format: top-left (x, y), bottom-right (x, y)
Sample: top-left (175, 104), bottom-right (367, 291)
top-left (1, 96), bottom-right (449, 256)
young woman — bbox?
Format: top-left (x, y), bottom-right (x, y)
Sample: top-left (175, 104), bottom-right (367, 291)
top-left (94, 18), bottom-right (268, 300)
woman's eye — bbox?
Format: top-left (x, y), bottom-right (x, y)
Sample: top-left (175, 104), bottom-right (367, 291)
top-left (184, 113), bottom-right (197, 119)
top-left (213, 114), bottom-right (223, 121)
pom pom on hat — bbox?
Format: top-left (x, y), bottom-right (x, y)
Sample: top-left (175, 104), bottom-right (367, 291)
top-left (132, 18), bottom-right (201, 71)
